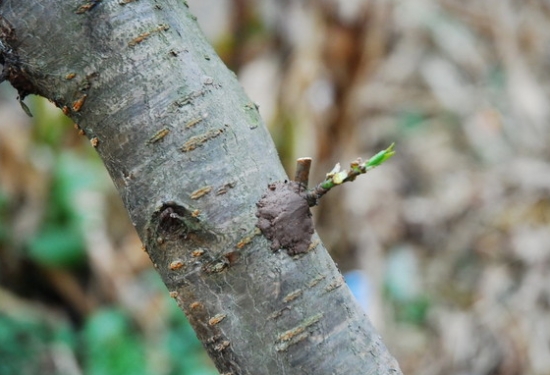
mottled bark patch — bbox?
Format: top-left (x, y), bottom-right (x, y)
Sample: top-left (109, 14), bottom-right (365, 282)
top-left (255, 181), bottom-right (314, 256)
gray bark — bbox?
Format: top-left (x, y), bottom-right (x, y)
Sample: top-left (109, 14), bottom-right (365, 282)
top-left (0, 1), bottom-right (402, 374)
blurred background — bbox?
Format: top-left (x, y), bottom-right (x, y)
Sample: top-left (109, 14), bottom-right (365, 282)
top-left (2, 0), bottom-right (550, 374)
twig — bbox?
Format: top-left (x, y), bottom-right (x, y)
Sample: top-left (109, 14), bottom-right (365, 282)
top-left (304, 143), bottom-right (395, 207)
top-left (294, 157), bottom-right (312, 192)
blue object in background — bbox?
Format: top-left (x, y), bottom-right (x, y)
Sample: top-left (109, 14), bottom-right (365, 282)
top-left (385, 245), bottom-right (420, 302)
top-left (344, 270), bottom-right (373, 313)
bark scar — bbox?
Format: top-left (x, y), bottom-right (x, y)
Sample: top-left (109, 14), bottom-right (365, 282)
top-left (255, 181), bottom-right (314, 256)
top-left (148, 202), bottom-right (215, 244)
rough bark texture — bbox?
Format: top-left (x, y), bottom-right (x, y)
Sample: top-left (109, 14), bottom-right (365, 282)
top-left (0, 1), bottom-right (402, 374)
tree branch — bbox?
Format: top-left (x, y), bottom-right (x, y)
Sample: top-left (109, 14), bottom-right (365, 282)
top-left (0, 1), bottom-right (402, 374)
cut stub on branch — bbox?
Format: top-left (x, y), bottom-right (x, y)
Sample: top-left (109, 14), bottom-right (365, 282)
top-left (255, 181), bottom-right (314, 256)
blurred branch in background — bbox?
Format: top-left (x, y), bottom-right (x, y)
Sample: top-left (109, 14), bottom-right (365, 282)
top-left (2, 0), bottom-right (550, 374)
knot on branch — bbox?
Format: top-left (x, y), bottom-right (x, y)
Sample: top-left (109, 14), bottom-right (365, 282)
top-left (255, 181), bottom-right (314, 256)
top-left (148, 202), bottom-right (216, 247)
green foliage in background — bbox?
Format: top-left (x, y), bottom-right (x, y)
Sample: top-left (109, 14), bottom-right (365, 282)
top-left (0, 313), bottom-right (76, 375)
top-left (0, 94), bottom-right (217, 375)
top-left (26, 153), bottom-right (99, 268)
top-left (0, 299), bottom-right (217, 375)
top-left (83, 309), bottom-right (147, 375)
